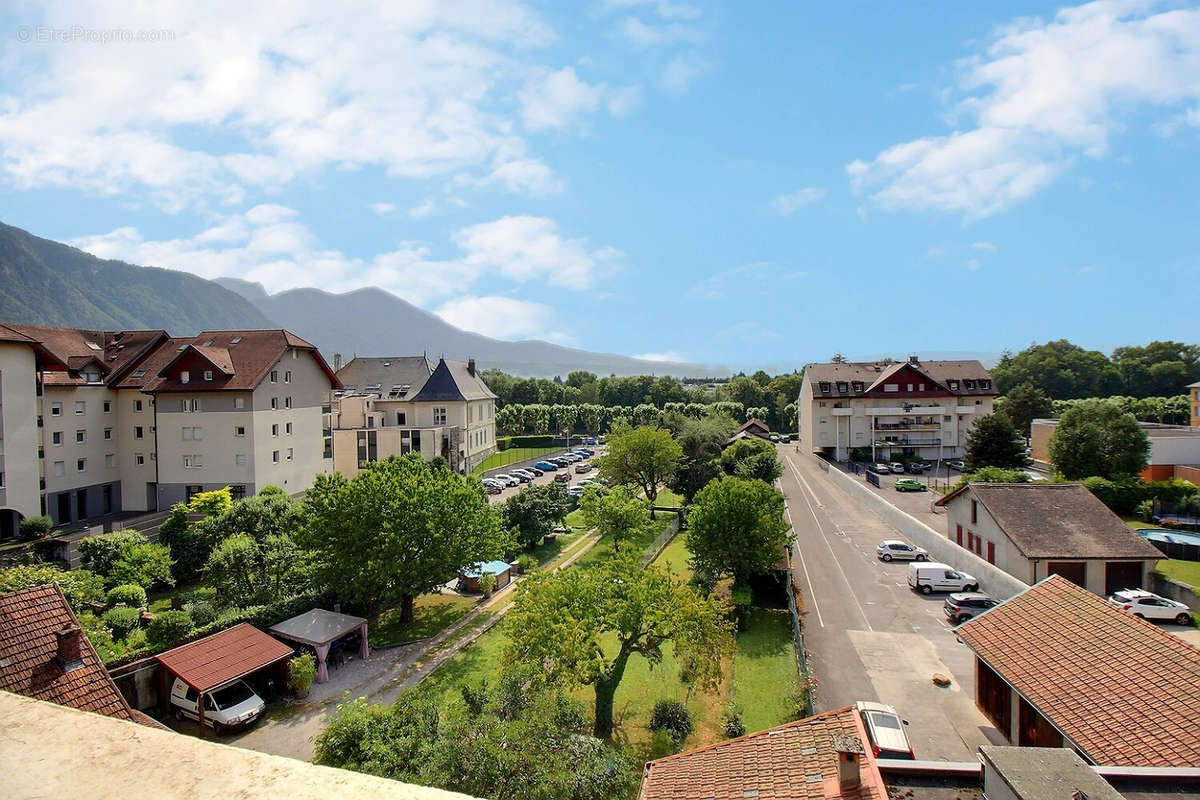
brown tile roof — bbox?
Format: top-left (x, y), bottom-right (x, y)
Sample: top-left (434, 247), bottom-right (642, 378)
top-left (0, 584), bottom-right (141, 723)
top-left (956, 575), bottom-right (1200, 767)
top-left (146, 329), bottom-right (339, 392)
top-left (0, 324), bottom-right (171, 386)
top-left (805, 359), bottom-right (995, 398)
top-left (156, 623), bottom-right (294, 693)
top-left (110, 336), bottom-right (190, 389)
top-left (937, 483), bottom-right (1162, 560)
top-left (639, 707), bottom-right (888, 800)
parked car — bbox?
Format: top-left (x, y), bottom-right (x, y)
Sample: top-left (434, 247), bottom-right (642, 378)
top-left (908, 562), bottom-right (978, 594)
top-left (943, 592), bottom-right (999, 624)
top-left (528, 467), bottom-right (544, 476)
top-left (170, 677), bottom-right (264, 734)
top-left (876, 540), bottom-right (928, 562)
top-left (494, 474), bottom-right (520, 487)
top-left (947, 459), bottom-right (965, 471)
top-left (855, 701), bottom-right (914, 760)
top-left (562, 453), bottom-right (581, 463)
top-left (575, 463), bottom-right (591, 474)
top-left (770, 434), bottom-right (781, 442)
top-left (586, 436), bottom-right (598, 445)
top-left (577, 479), bottom-right (598, 488)
top-left (554, 472), bottom-right (571, 483)
top-left (566, 485), bottom-right (586, 497)
top-left (894, 478), bottom-right (927, 493)
top-left (869, 463), bottom-right (891, 474)
top-left (535, 460), bottom-right (559, 471)
top-left (889, 462), bottom-right (906, 473)
top-left (510, 469), bottom-right (534, 482)
top-left (1107, 589), bottom-right (1193, 625)
top-left (907, 462), bottom-right (930, 474)
top-left (781, 434), bottom-right (792, 443)
top-left (551, 457), bottom-right (572, 467)
top-left (574, 448), bottom-right (594, 457)
top-left (485, 484), bottom-right (502, 495)
top-left (597, 435), bottom-right (606, 444)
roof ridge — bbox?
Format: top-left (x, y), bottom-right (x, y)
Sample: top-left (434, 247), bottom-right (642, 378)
top-left (644, 705), bottom-right (857, 766)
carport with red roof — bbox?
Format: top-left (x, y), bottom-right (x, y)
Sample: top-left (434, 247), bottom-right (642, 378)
top-left (155, 623), bottom-right (294, 736)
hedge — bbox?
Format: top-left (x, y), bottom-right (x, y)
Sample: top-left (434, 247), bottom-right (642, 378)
top-left (1081, 476), bottom-right (1198, 515)
top-left (496, 435), bottom-right (558, 452)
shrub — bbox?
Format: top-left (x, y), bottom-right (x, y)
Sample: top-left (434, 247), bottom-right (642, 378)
top-left (1082, 475), bottom-right (1199, 516)
top-left (18, 515), bottom-right (53, 541)
top-left (187, 487), bottom-right (232, 517)
top-left (106, 584), bottom-right (147, 609)
top-left (0, 565), bottom-right (105, 611)
top-left (289, 654), bottom-right (317, 696)
top-left (722, 706), bottom-right (746, 739)
top-left (257, 485), bottom-right (287, 496)
top-left (146, 610), bottom-right (194, 648)
top-left (648, 699), bottom-right (693, 743)
top-left (102, 606), bottom-right (142, 639)
top-left (515, 553), bottom-right (538, 573)
top-left (184, 599), bottom-right (217, 628)
top-left (509, 434), bottom-right (555, 448)
top-left (649, 728), bottom-right (679, 758)
top-left (1136, 499), bottom-right (1156, 523)
top-left (479, 572), bottom-right (497, 596)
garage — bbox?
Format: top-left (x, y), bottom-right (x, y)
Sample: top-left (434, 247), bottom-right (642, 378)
top-left (1045, 561), bottom-right (1086, 588)
top-left (1104, 561), bottom-right (1144, 595)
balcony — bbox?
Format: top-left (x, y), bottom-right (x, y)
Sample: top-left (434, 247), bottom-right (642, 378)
top-left (874, 437), bottom-right (942, 447)
top-left (873, 418), bottom-right (941, 430)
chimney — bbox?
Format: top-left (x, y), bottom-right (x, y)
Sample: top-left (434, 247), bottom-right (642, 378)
top-left (55, 626), bottom-right (84, 672)
top-left (908, 355), bottom-right (919, 365)
top-left (833, 734), bottom-right (864, 793)
top-left (333, 352), bottom-right (342, 372)
top-left (468, 358), bottom-right (476, 377)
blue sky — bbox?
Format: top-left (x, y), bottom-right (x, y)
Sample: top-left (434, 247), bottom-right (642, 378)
top-left (1, 0), bottom-right (1198, 371)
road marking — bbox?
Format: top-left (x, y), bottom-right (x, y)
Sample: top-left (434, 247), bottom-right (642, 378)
top-left (786, 457), bottom-right (873, 632)
top-left (784, 503), bottom-right (825, 628)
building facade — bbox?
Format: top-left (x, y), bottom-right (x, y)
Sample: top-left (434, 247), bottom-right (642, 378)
top-left (328, 356), bottom-right (497, 476)
top-left (1190, 380), bottom-right (1200, 427)
top-left (0, 324), bottom-right (338, 535)
top-left (797, 357), bottom-right (997, 462)
top-left (1031, 417), bottom-right (1200, 481)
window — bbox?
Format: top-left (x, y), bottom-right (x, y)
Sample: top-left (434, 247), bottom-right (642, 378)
top-left (235, 454), bottom-right (247, 466)
top-left (284, 396), bottom-right (292, 409)
top-left (272, 450), bottom-right (280, 463)
top-left (357, 430), bottom-right (378, 466)
top-left (286, 447), bottom-right (293, 462)
top-left (970, 499), bottom-right (978, 524)
top-left (105, 454), bottom-right (115, 468)
top-left (203, 370), bottom-right (213, 381)
top-left (134, 399), bottom-right (143, 412)
top-left (76, 458), bottom-right (86, 472)
top-left (235, 426), bottom-right (246, 437)
top-left (135, 453), bottom-right (145, 466)
top-left (883, 384), bottom-right (898, 392)
top-left (906, 383), bottom-right (913, 392)
top-left (270, 370), bottom-right (278, 383)
top-left (271, 424), bottom-right (279, 437)
top-left (50, 402), bottom-right (62, 416)
top-left (433, 407), bottom-right (448, 425)
top-left (0, 472), bottom-right (3, 488)
top-left (234, 397), bottom-right (245, 409)
top-left (181, 370), bottom-right (190, 384)
top-left (271, 397), bottom-right (278, 409)
top-left (397, 411), bottom-right (407, 425)
top-left (132, 369), bottom-right (146, 379)
top-left (103, 428), bottom-right (112, 440)
top-left (944, 415), bottom-right (952, 422)
top-left (183, 454), bottom-right (203, 469)
top-left (182, 427), bottom-right (204, 441)
top-left (967, 531), bottom-right (975, 550)
top-left (75, 430), bottom-right (86, 444)
top-left (955, 524), bottom-right (963, 546)
top-left (52, 431), bottom-right (62, 446)
top-left (285, 422), bottom-right (292, 435)
top-left (285, 370), bottom-right (292, 383)
top-left (75, 401), bottom-right (86, 415)
top-left (134, 426), bottom-right (144, 439)
top-left (53, 460), bottom-right (65, 477)
top-left (986, 541), bottom-right (995, 564)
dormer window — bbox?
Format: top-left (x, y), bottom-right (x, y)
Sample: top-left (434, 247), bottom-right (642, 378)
top-left (132, 369), bottom-right (146, 379)
top-left (180, 370), bottom-right (190, 384)
top-left (819, 381), bottom-right (831, 393)
top-left (230, 336), bottom-right (242, 344)
top-left (203, 371), bottom-right (213, 381)
top-left (851, 381), bottom-right (863, 392)
top-left (83, 370), bottom-right (101, 383)
top-left (963, 379), bottom-right (976, 389)
top-left (979, 379), bottom-right (991, 390)
top-left (948, 380), bottom-right (959, 391)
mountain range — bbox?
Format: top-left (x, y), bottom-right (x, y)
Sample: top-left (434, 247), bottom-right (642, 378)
top-left (0, 220), bottom-right (712, 377)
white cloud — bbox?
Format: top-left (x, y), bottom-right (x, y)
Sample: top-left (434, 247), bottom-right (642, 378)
top-left (967, 258), bottom-right (982, 272)
top-left (408, 199), bottom-right (436, 219)
top-left (434, 295), bottom-right (572, 342)
top-left (518, 67), bottom-right (638, 131)
top-left (70, 209), bottom-right (618, 307)
top-left (848, 1), bottom-right (1200, 218)
top-left (604, 0), bottom-right (701, 20)
top-left (634, 351), bottom-right (687, 362)
top-left (661, 52), bottom-right (706, 92)
top-left (687, 261), bottom-right (807, 300)
top-left (370, 202), bottom-right (398, 216)
top-left (0, 1), bottom-right (571, 209)
top-left (970, 241), bottom-right (997, 253)
top-left (771, 187), bottom-right (826, 215)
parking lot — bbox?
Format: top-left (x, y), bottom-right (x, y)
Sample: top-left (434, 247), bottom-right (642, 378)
top-left (483, 448), bottom-right (600, 505)
top-left (777, 446), bottom-right (1003, 761)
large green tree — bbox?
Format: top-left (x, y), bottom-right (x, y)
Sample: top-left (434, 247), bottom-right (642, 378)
top-left (720, 437), bottom-right (781, 482)
top-left (1047, 400), bottom-right (1151, 479)
top-left (502, 483), bottom-right (572, 550)
top-left (579, 486), bottom-right (653, 552)
top-left (300, 454), bottom-right (511, 619)
top-left (503, 554), bottom-right (733, 739)
top-left (597, 423), bottom-right (682, 514)
top-left (204, 532), bottom-right (304, 608)
top-left (666, 414), bottom-right (737, 502)
top-left (964, 411), bottom-right (1029, 471)
top-left (997, 381), bottom-right (1054, 437)
top-left (686, 476), bottom-right (791, 586)
top-left (992, 340), bottom-right (1123, 399)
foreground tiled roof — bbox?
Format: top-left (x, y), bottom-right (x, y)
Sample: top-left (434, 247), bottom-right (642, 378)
top-left (156, 623), bottom-right (294, 693)
top-left (0, 584), bottom-right (140, 723)
top-left (957, 575), bottom-right (1200, 767)
top-left (639, 707), bottom-right (887, 800)
top-left (936, 483), bottom-right (1163, 560)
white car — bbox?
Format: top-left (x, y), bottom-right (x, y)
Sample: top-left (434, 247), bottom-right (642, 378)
top-left (1108, 589), bottom-right (1193, 625)
top-left (876, 540), bottom-right (928, 562)
top-left (576, 479), bottom-right (597, 488)
top-left (493, 474), bottom-right (520, 487)
top-left (510, 469), bottom-right (535, 482)
top-left (170, 677), bottom-right (264, 734)
top-left (908, 562), bottom-right (978, 594)
top-left (889, 462), bottom-right (906, 474)
top-left (855, 701), bottom-right (914, 760)
top-left (561, 453), bottom-right (581, 463)
top-left (566, 485), bottom-right (586, 497)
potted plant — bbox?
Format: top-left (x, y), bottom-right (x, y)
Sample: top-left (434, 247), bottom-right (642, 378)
top-left (289, 654), bottom-right (316, 699)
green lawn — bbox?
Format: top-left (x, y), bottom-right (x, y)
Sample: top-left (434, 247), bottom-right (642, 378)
top-left (730, 608), bottom-right (801, 733)
top-left (654, 488), bottom-right (684, 509)
top-left (370, 593), bottom-right (478, 647)
top-left (653, 534), bottom-right (693, 581)
top-left (1157, 559), bottom-right (1200, 590)
top-left (471, 447), bottom-right (559, 476)
top-left (525, 528), bottom-right (584, 567)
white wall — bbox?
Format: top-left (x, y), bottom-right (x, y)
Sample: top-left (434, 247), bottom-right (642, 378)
top-left (0, 342), bottom-right (40, 521)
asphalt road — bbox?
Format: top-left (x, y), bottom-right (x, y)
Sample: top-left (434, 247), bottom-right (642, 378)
top-left (777, 446), bottom-right (1002, 761)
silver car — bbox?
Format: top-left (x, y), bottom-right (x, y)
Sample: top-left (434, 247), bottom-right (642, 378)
top-left (855, 701), bottom-right (914, 759)
top-left (876, 539), bottom-right (928, 562)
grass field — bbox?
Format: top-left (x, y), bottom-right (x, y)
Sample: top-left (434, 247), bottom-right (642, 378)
top-left (370, 593), bottom-right (478, 647)
top-left (730, 607), bottom-right (801, 733)
top-left (471, 447), bottom-right (559, 476)
top-left (654, 487), bottom-right (684, 509)
top-left (1157, 559), bottom-right (1200, 590)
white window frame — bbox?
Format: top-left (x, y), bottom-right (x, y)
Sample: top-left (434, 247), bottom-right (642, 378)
top-left (135, 453), bottom-right (145, 466)
top-left (234, 397), bottom-right (245, 409)
top-left (74, 401), bottom-right (86, 415)
top-left (75, 430), bottom-right (86, 444)
top-left (433, 407), bottom-right (448, 426)
top-left (181, 370), bottom-right (190, 383)
top-left (286, 447), bottom-right (293, 462)
top-left (285, 370), bottom-right (292, 383)
top-left (270, 370), bottom-right (278, 383)
top-left (50, 402), bottom-right (62, 416)
top-left (285, 422), bottom-right (292, 435)
top-left (76, 458), bottom-right (86, 473)
top-left (134, 399), bottom-right (143, 412)
top-left (52, 431), bottom-right (63, 446)
top-left (53, 460), bottom-right (65, 477)
top-left (272, 450), bottom-right (280, 463)
top-left (103, 428), bottom-right (112, 440)
top-left (234, 426), bottom-right (246, 437)
top-left (284, 396), bottom-right (292, 409)
top-left (271, 424), bottom-right (279, 437)
top-left (203, 370), bottom-right (213, 381)
top-left (103, 401), bottom-right (112, 414)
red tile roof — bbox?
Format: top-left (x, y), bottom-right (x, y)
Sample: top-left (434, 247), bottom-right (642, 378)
top-left (956, 575), bottom-right (1200, 767)
top-left (0, 584), bottom-right (141, 723)
top-left (639, 707), bottom-right (888, 800)
top-left (146, 329), bottom-right (339, 392)
top-left (156, 623), bottom-right (294, 693)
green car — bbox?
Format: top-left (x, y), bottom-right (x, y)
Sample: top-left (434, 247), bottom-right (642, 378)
top-left (894, 478), bottom-right (927, 492)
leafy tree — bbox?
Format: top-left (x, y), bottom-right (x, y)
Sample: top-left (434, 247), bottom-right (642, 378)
top-left (77, 531), bottom-right (148, 577)
top-left (78, 531), bottom-right (173, 589)
top-left (205, 534), bottom-right (260, 608)
top-left (1111, 341), bottom-right (1200, 397)
top-left (503, 554), bottom-right (734, 739)
top-left (667, 414), bottom-right (736, 503)
top-left (18, 515), bottom-right (53, 541)
top-left (502, 483), bottom-right (572, 550)
top-left (720, 438), bottom-right (777, 475)
top-left (597, 424), bottom-right (682, 515)
top-left (0, 564), bottom-right (105, 611)
top-left (721, 376), bottom-right (766, 409)
top-left (734, 451), bottom-right (783, 483)
top-left (187, 487), bottom-right (232, 517)
top-left (686, 476), bottom-right (791, 586)
top-left (991, 340), bottom-right (1123, 399)
top-left (146, 609), bottom-right (194, 648)
top-left (579, 486), bottom-right (653, 551)
top-left (998, 381), bottom-right (1054, 437)
top-left (1048, 400), bottom-right (1151, 479)
top-left (300, 454), bottom-right (511, 620)
top-left (964, 411), bottom-right (1029, 471)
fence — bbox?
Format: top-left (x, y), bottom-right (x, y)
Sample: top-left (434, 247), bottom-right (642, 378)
top-left (642, 515), bottom-right (681, 566)
top-left (784, 575), bottom-right (815, 718)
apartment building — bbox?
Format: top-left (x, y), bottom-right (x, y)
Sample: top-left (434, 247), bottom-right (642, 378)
top-left (328, 356), bottom-right (497, 475)
top-left (797, 356), bottom-right (997, 462)
top-left (0, 324), bottom-right (338, 536)
top-left (1189, 380), bottom-right (1200, 427)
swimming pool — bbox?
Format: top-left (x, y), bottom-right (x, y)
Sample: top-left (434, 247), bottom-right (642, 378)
top-left (1138, 528), bottom-right (1200, 561)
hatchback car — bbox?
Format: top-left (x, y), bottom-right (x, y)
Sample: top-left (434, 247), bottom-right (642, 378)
top-left (943, 592), bottom-right (999, 624)
top-left (535, 460), bottom-right (559, 471)
top-left (770, 434), bottom-right (781, 442)
top-left (575, 463), bottom-right (591, 473)
top-left (907, 462), bottom-right (930, 474)
top-left (493, 474), bottom-right (520, 487)
top-left (566, 485), bottom-right (586, 497)
top-left (870, 463), bottom-right (892, 474)
top-left (1107, 589), bottom-right (1192, 625)
top-left (510, 469), bottom-right (534, 482)
top-left (855, 701), bottom-right (914, 760)
top-left (894, 478), bottom-right (927, 492)
top-left (876, 540), bottom-right (928, 562)
top-left (554, 472), bottom-right (571, 483)
top-left (781, 434), bottom-right (791, 443)
top-left (889, 462), bottom-right (906, 473)
top-left (170, 677), bottom-right (264, 734)
top-left (947, 459), bottom-right (965, 471)
top-left (586, 436), bottom-right (598, 445)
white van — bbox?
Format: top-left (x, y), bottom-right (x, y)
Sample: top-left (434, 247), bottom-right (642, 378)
top-left (907, 562), bottom-right (978, 594)
top-left (169, 677), bottom-right (265, 734)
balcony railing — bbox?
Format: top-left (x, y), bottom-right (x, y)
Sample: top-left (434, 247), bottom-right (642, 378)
top-left (874, 437), bottom-right (942, 447)
top-left (873, 419), bottom-right (941, 430)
